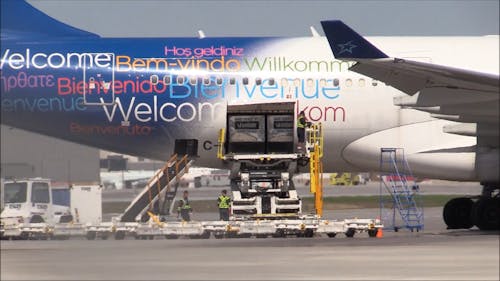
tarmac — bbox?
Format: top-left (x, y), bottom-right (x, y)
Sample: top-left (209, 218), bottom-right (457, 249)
top-left (2, 206), bottom-right (499, 280)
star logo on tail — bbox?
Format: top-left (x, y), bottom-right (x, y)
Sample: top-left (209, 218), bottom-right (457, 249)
top-left (337, 41), bottom-right (357, 55)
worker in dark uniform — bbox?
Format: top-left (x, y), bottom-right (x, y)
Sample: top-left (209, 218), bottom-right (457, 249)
top-left (177, 190), bottom-right (192, 221)
top-left (297, 110), bottom-right (307, 153)
top-left (217, 189), bottom-right (231, 221)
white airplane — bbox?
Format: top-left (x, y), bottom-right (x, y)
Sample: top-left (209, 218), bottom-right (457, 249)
top-left (1, 1), bottom-right (498, 229)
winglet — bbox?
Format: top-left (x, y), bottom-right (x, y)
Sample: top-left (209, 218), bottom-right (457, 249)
top-left (320, 20), bottom-right (387, 59)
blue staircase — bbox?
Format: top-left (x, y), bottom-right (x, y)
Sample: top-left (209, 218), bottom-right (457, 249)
top-left (379, 148), bottom-right (424, 232)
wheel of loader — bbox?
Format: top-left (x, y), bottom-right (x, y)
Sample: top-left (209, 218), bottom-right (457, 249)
top-left (345, 228), bottom-right (356, 238)
top-left (272, 229), bottom-right (286, 238)
top-left (327, 233), bottom-right (337, 238)
top-left (86, 231), bottom-right (96, 240)
top-left (367, 229), bottom-right (377, 238)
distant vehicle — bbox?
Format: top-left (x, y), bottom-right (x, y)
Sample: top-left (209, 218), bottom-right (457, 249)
top-left (329, 173), bottom-right (367, 186)
top-left (200, 170), bottom-right (230, 187)
top-left (1, 178), bottom-right (101, 239)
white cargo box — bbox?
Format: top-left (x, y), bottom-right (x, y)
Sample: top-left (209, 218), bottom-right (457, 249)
top-left (70, 184), bottom-right (102, 224)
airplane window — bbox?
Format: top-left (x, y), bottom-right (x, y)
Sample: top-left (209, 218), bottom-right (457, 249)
top-left (229, 77), bottom-right (236, 85)
top-left (203, 77), bottom-right (211, 85)
top-left (150, 75), bottom-right (159, 85)
top-left (372, 80), bottom-right (378, 86)
top-left (32, 182), bottom-right (50, 204)
top-left (255, 78), bottom-right (262, 85)
top-left (268, 78), bottom-right (275, 86)
top-left (177, 75), bottom-right (185, 84)
top-left (333, 78), bottom-right (339, 87)
top-left (319, 79), bottom-right (326, 87)
top-left (345, 78), bottom-right (353, 87)
top-left (216, 77), bottom-right (223, 86)
top-left (163, 75), bottom-right (171, 85)
top-left (189, 77), bottom-right (198, 85)
top-left (242, 77), bottom-right (249, 85)
top-left (358, 78), bottom-right (366, 87)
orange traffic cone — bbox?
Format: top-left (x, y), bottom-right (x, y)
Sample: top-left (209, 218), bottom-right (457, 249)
top-left (376, 228), bottom-right (383, 238)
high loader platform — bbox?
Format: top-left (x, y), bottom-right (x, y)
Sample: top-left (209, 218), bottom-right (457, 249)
top-left (217, 102), bottom-right (324, 220)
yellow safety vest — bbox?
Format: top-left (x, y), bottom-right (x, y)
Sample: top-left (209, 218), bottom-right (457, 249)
top-left (178, 199), bottom-right (191, 211)
top-left (297, 115), bottom-right (305, 128)
top-left (218, 195), bottom-right (230, 209)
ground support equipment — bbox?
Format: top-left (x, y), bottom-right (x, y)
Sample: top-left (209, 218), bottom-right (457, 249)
top-left (379, 148), bottom-right (424, 232)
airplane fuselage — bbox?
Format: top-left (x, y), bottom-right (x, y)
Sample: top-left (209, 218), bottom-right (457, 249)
top-left (1, 36), bottom-right (498, 180)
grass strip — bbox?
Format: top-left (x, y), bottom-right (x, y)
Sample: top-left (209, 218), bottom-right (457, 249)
top-left (103, 194), bottom-right (456, 214)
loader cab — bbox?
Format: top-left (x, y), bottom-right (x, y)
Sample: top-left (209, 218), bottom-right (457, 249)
top-left (1, 179), bottom-right (54, 224)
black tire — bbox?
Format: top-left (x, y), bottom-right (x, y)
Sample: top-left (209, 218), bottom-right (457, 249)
top-left (345, 228), bottom-right (355, 238)
top-left (59, 215), bottom-right (73, 223)
top-left (214, 233), bottom-right (224, 239)
top-left (368, 229), bottom-right (377, 238)
top-left (256, 234), bottom-right (268, 238)
top-left (327, 233), bottom-right (336, 238)
top-left (86, 231), bottom-right (96, 240)
top-left (304, 229), bottom-right (314, 238)
top-left (19, 232), bottom-right (30, 240)
top-left (471, 198), bottom-right (500, 231)
top-left (272, 230), bottom-right (285, 238)
top-left (443, 197), bottom-right (474, 229)
top-left (30, 215), bottom-right (44, 223)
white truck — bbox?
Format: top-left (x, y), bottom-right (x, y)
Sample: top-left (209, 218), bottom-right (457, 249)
top-left (0, 178), bottom-right (102, 239)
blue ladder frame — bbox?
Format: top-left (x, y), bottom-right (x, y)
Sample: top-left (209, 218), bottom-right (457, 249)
top-left (379, 148), bottom-right (424, 232)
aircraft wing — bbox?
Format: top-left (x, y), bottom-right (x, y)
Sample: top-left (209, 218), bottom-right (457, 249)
top-left (321, 20), bottom-right (499, 146)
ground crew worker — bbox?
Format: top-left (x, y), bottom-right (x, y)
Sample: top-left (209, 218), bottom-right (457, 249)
top-left (177, 190), bottom-right (192, 221)
top-left (297, 110), bottom-right (307, 152)
top-left (217, 189), bottom-right (231, 221)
